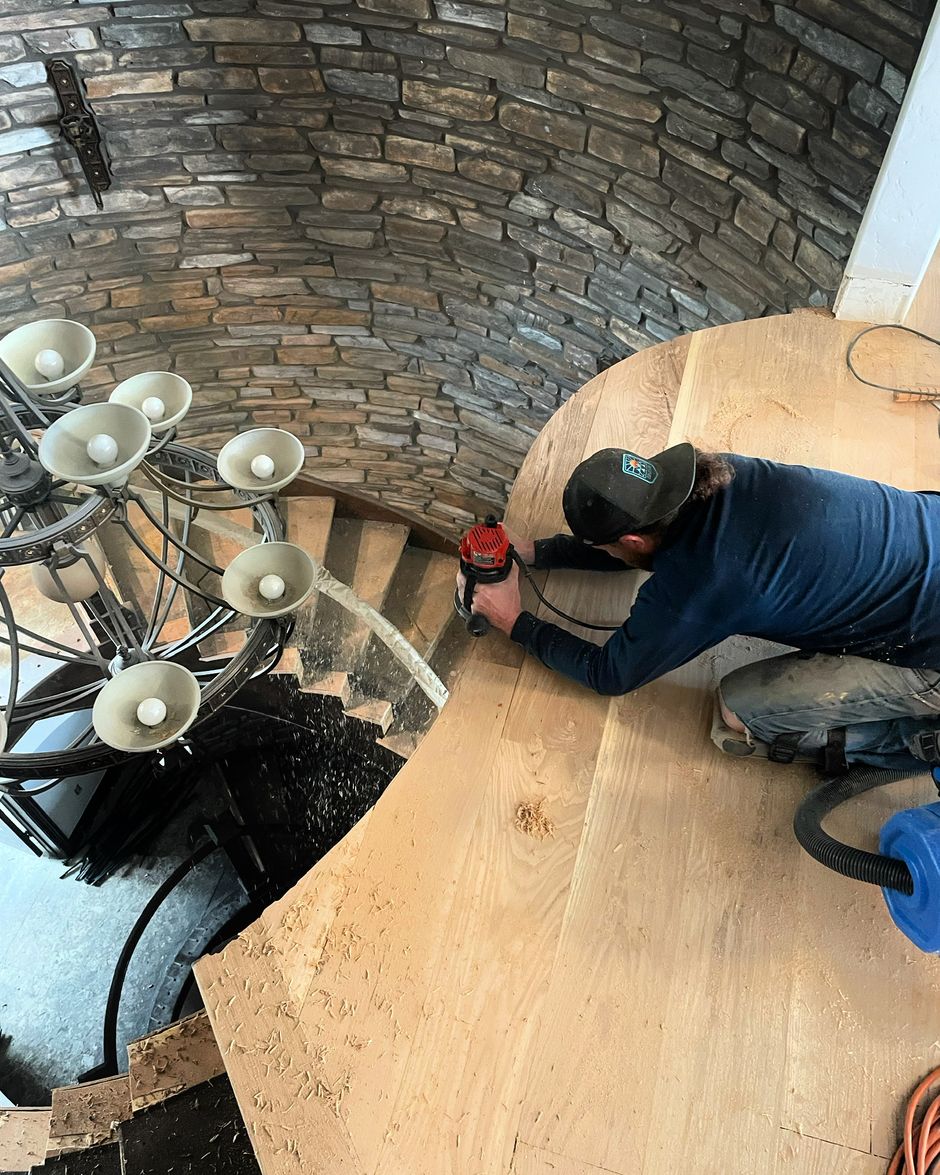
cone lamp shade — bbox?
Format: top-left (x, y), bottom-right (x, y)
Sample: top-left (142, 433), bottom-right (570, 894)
top-left (217, 428), bottom-right (304, 493)
top-left (110, 372), bottom-right (192, 433)
top-left (93, 661), bottom-right (201, 752)
top-left (32, 539), bottom-right (107, 603)
top-left (221, 541), bottom-right (316, 618)
top-left (0, 319), bottom-right (97, 395)
top-left (38, 402), bottom-right (151, 487)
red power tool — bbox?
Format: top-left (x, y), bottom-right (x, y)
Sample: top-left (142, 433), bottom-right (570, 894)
top-left (454, 515), bottom-right (514, 637)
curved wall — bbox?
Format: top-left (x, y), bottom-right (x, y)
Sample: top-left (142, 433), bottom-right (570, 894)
top-left (0, 0), bottom-right (932, 531)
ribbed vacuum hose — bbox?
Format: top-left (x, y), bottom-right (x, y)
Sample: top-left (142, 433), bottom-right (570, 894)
top-left (793, 767), bottom-right (916, 894)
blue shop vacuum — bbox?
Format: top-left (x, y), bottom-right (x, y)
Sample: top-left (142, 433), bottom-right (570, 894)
top-left (793, 766), bottom-right (940, 952)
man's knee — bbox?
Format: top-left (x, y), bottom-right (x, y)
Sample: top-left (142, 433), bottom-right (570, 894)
top-left (719, 695), bottom-right (746, 733)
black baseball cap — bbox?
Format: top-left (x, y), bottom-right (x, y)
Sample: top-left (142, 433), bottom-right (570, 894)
top-left (562, 442), bottom-right (696, 544)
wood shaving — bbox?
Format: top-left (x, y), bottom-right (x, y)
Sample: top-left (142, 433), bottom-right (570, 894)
top-left (514, 798), bottom-right (555, 841)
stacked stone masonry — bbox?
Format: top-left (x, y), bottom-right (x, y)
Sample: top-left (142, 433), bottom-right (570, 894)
top-left (0, 0), bottom-right (932, 531)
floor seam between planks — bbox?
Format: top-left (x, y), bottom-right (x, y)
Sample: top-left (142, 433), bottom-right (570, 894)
top-left (513, 1136), bottom-right (631, 1174)
top-left (778, 1124), bottom-right (885, 1160)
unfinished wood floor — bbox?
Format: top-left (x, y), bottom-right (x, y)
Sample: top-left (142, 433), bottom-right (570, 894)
top-left (195, 313), bottom-right (940, 1175)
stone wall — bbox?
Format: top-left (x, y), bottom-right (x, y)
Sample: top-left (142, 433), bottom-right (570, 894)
top-left (0, 0), bottom-right (932, 532)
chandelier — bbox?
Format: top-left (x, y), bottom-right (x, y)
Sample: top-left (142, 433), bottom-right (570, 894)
top-left (0, 317), bottom-right (318, 790)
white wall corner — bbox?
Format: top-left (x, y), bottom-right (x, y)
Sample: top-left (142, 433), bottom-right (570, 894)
top-left (834, 3), bottom-right (940, 324)
top-left (834, 274), bottom-right (913, 323)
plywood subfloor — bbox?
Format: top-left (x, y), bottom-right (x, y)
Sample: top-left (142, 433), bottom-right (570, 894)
top-left (195, 314), bottom-right (940, 1174)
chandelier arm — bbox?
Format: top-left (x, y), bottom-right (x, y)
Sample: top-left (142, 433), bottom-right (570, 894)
top-left (145, 429), bottom-right (176, 462)
top-left (0, 508), bottom-right (24, 541)
top-left (0, 391), bottom-right (41, 454)
top-left (139, 463), bottom-right (274, 510)
top-left (59, 599), bottom-right (112, 674)
top-left (144, 479), bottom-right (194, 651)
top-left (126, 491), bottom-right (225, 577)
top-left (0, 355), bottom-right (50, 431)
top-left (12, 680), bottom-right (103, 721)
top-left (0, 631), bottom-right (92, 665)
top-left (0, 581), bottom-right (19, 724)
top-left (141, 487), bottom-right (172, 648)
top-left (82, 592), bottom-right (144, 659)
top-left (50, 550), bottom-right (146, 660)
top-left (153, 605), bottom-right (235, 659)
top-left (140, 462), bottom-right (231, 492)
top-left (0, 609), bottom-right (99, 662)
top-left (117, 515), bottom-right (228, 610)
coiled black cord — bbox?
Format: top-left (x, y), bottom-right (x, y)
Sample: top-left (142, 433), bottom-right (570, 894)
top-left (793, 766), bottom-right (918, 894)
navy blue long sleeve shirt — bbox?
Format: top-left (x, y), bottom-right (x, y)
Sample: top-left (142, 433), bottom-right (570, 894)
top-left (510, 454), bottom-right (940, 695)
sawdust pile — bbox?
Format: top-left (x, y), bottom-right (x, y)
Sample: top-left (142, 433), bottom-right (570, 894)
top-left (514, 798), bottom-right (555, 841)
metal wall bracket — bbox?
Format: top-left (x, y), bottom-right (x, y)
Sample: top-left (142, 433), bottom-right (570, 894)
top-left (46, 58), bottom-right (112, 208)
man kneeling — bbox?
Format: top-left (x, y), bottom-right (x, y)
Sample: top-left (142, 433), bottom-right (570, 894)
top-left (461, 443), bottom-right (940, 774)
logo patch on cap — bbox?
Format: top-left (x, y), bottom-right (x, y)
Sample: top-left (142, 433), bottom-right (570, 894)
top-left (621, 453), bottom-right (658, 484)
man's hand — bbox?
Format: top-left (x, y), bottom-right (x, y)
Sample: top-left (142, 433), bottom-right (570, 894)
top-left (455, 562), bottom-right (523, 636)
top-left (505, 529), bottom-right (536, 565)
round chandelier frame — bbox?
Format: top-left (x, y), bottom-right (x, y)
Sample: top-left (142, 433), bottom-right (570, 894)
top-left (0, 321), bottom-right (311, 784)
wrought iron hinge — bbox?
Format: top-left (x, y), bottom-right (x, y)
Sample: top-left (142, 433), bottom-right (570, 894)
top-left (46, 58), bottom-right (112, 208)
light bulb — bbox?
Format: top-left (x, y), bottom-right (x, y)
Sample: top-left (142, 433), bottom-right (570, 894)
top-left (141, 396), bottom-right (165, 421)
top-left (34, 348), bottom-right (65, 380)
top-left (136, 697), bottom-right (167, 727)
top-left (86, 433), bottom-right (119, 467)
top-left (258, 574), bottom-right (286, 601)
top-left (250, 453), bottom-right (276, 480)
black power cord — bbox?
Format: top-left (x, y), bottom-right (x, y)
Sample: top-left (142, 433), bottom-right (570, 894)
top-left (513, 551), bottom-right (621, 632)
top-left (846, 324), bottom-right (940, 434)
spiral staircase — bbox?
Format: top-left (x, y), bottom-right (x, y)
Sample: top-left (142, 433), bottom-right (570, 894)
top-left (97, 480), bottom-right (467, 761)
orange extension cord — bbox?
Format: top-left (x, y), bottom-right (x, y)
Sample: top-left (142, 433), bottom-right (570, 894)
top-left (888, 1068), bottom-right (940, 1174)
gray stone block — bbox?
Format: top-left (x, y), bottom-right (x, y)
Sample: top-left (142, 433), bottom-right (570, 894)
top-left (666, 112), bottom-right (718, 150)
top-left (0, 61), bottom-right (45, 86)
top-left (546, 69), bottom-right (660, 122)
top-left (794, 234), bottom-right (842, 289)
top-left (184, 18), bottom-right (301, 42)
top-left (448, 46), bottom-right (544, 88)
top-left (322, 68), bottom-right (397, 100)
top-left (774, 5), bottom-right (881, 81)
top-left (305, 22), bottom-right (362, 45)
top-left (588, 14), bottom-right (684, 61)
top-left (24, 27), bottom-right (97, 53)
top-left (663, 159), bottom-right (734, 217)
top-left (528, 171), bottom-right (603, 217)
top-left (744, 25), bottom-right (795, 74)
top-left (642, 58), bottom-right (747, 117)
top-left (688, 43), bottom-right (740, 87)
top-left (403, 79), bottom-right (496, 120)
top-left (0, 126), bottom-right (58, 157)
top-left (586, 126), bottom-right (659, 178)
top-left (435, 0), bottom-right (506, 29)
top-left (0, 33), bottom-right (24, 63)
top-left (747, 101), bottom-right (806, 152)
top-left (101, 21), bottom-right (181, 47)
top-left (807, 135), bottom-right (874, 196)
top-left (742, 69), bottom-right (829, 128)
top-left (110, 127), bottom-right (215, 156)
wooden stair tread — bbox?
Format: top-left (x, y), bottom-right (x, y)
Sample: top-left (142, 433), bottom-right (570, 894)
top-left (343, 697), bottom-right (393, 733)
top-left (382, 547), bottom-right (456, 658)
top-left (0, 1108), bottom-right (51, 1173)
top-left (127, 1010), bottom-right (224, 1113)
top-left (330, 518), bottom-right (410, 610)
top-left (285, 496), bottom-right (335, 565)
top-left (47, 1075), bottom-right (131, 1156)
top-left (298, 518), bottom-right (409, 683)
